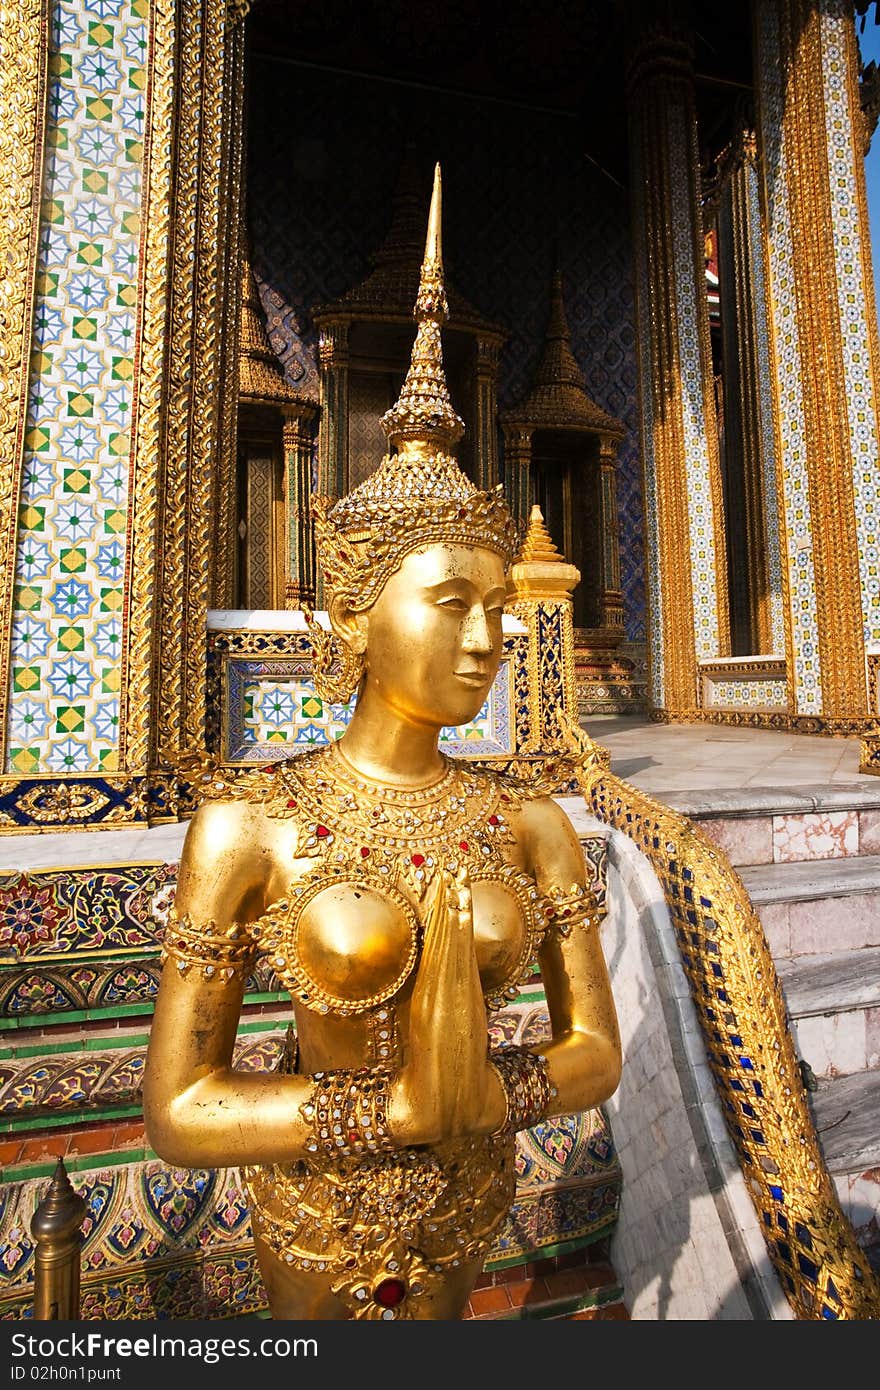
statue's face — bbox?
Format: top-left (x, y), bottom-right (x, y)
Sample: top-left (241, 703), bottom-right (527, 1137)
top-left (363, 542), bottom-right (507, 729)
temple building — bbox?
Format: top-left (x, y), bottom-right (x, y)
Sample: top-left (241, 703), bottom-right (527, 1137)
top-left (1, 0), bottom-right (880, 1322)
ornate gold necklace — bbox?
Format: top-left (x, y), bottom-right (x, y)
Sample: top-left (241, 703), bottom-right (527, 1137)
top-left (270, 742), bottom-right (521, 900)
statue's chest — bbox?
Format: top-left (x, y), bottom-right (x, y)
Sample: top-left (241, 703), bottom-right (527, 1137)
top-left (253, 751), bottom-right (552, 1014)
top-left (257, 862), bottom-right (550, 1016)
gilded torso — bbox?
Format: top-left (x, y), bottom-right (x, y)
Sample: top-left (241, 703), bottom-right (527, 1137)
top-left (160, 744), bottom-right (596, 1317)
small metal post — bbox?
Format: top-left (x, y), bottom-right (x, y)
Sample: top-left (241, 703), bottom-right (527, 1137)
top-left (30, 1158), bottom-right (87, 1320)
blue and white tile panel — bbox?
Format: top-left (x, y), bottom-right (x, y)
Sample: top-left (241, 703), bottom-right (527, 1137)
top-left (821, 3), bottom-right (880, 646)
top-left (5, 0), bottom-right (149, 775)
top-left (668, 102), bottom-right (722, 663)
top-left (630, 137), bottom-right (666, 708)
top-left (755, 0), bottom-right (824, 715)
top-left (704, 679), bottom-right (788, 710)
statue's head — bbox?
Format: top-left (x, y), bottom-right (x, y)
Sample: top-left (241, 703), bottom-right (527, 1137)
top-left (311, 164), bottom-right (519, 721)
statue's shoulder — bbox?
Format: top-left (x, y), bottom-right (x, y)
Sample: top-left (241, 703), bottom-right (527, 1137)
top-left (464, 753), bottom-right (577, 804)
top-left (188, 749), bottom-right (326, 822)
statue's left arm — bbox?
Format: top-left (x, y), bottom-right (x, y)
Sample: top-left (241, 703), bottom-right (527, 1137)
top-left (517, 795), bottom-right (622, 1117)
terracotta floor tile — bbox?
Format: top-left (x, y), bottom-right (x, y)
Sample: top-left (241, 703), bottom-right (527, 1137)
top-left (506, 1279), bottom-right (538, 1308)
top-left (468, 1285), bottom-right (511, 1316)
top-left (522, 1277), bottom-right (551, 1305)
top-left (112, 1120), bottom-right (145, 1145)
top-left (544, 1268), bottom-right (596, 1298)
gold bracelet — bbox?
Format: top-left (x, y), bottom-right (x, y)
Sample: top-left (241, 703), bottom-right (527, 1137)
top-left (489, 1046), bottom-right (556, 1134)
top-left (545, 882), bottom-right (603, 937)
top-left (300, 1067), bottom-right (396, 1160)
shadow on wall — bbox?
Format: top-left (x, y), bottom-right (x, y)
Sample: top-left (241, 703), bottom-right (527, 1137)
top-left (589, 814), bottom-right (792, 1321)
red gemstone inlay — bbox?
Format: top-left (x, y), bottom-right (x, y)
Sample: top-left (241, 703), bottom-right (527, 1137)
top-left (360, 846), bottom-right (371, 858)
top-left (459, 841), bottom-right (469, 852)
top-left (374, 1277), bottom-right (407, 1309)
top-left (488, 815), bottom-right (500, 826)
top-left (411, 854), bottom-right (425, 868)
top-left (316, 825), bottom-right (330, 838)
top-left (347, 1130), bottom-right (359, 1144)
top-left (287, 799), bottom-right (297, 809)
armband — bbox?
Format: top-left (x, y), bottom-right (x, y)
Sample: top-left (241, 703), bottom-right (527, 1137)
top-left (545, 882), bottom-right (603, 937)
top-left (160, 909), bottom-right (256, 982)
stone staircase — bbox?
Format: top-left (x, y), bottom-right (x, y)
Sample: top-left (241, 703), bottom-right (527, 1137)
top-left (662, 782), bottom-right (880, 1272)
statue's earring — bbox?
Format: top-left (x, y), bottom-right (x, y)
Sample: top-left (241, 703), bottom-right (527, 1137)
top-left (302, 602), bottom-right (365, 704)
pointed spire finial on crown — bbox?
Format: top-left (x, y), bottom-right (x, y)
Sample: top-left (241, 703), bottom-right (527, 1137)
top-left (380, 162), bottom-right (465, 451)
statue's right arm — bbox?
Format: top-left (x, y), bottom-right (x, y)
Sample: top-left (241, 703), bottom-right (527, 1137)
top-left (143, 798), bottom-right (323, 1169)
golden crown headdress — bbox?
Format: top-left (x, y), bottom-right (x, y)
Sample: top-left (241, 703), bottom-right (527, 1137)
top-left (313, 163), bottom-right (519, 614)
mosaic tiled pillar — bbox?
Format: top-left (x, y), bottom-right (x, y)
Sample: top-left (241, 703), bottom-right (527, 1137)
top-left (509, 507), bottom-right (579, 756)
top-left (626, 25), bottom-right (730, 716)
top-left (149, 2), bottom-right (246, 769)
top-left (0, 0), bottom-right (248, 829)
top-left (717, 141), bottom-right (787, 659)
top-left (502, 426), bottom-right (533, 531)
top-left (282, 405), bottom-right (317, 608)
top-left (2, 0), bottom-right (154, 781)
top-left (474, 336), bottom-right (501, 491)
top-left (598, 436), bottom-right (625, 637)
top-left (316, 325), bottom-right (349, 502)
top-left (753, 0), bottom-right (880, 725)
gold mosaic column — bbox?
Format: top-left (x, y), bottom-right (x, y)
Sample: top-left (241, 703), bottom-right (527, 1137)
top-left (283, 405), bottom-right (317, 607)
top-left (509, 505), bottom-right (579, 752)
top-left (716, 136), bottom-right (785, 658)
top-left (753, 0), bottom-right (878, 727)
top-left (626, 20), bottom-right (730, 717)
top-left (142, 0), bottom-right (248, 776)
top-left (502, 425), bottom-right (533, 531)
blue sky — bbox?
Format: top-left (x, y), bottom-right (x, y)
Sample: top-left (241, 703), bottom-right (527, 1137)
top-left (857, 15), bottom-right (880, 321)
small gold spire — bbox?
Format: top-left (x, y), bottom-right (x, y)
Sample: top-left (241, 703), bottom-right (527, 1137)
top-left (519, 504), bottom-right (566, 564)
top-left (380, 163), bottom-right (465, 451)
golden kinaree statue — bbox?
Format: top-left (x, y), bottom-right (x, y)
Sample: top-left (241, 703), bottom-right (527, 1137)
top-left (143, 166), bottom-right (622, 1320)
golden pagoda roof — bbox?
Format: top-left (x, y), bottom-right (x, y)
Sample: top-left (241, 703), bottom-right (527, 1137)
top-left (239, 232), bottom-right (318, 407)
top-left (501, 270), bottom-right (624, 438)
top-left (311, 150), bottom-right (504, 341)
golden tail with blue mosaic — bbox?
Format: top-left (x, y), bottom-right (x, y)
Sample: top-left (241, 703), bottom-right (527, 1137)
top-left (557, 715), bottom-right (880, 1321)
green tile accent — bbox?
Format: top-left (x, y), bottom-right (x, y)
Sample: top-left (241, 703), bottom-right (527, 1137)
top-left (4, 1147), bottom-right (145, 1184)
top-left (3, 1103), bottom-right (142, 1134)
top-left (484, 1225), bottom-right (617, 1272)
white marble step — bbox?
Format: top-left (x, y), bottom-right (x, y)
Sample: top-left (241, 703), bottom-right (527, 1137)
top-left (738, 854), bottom-right (880, 904)
top-left (735, 855), bottom-right (880, 957)
top-left (657, 783), bottom-right (880, 868)
top-left (776, 946), bottom-right (880, 1078)
top-left (809, 1069), bottom-right (880, 1270)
